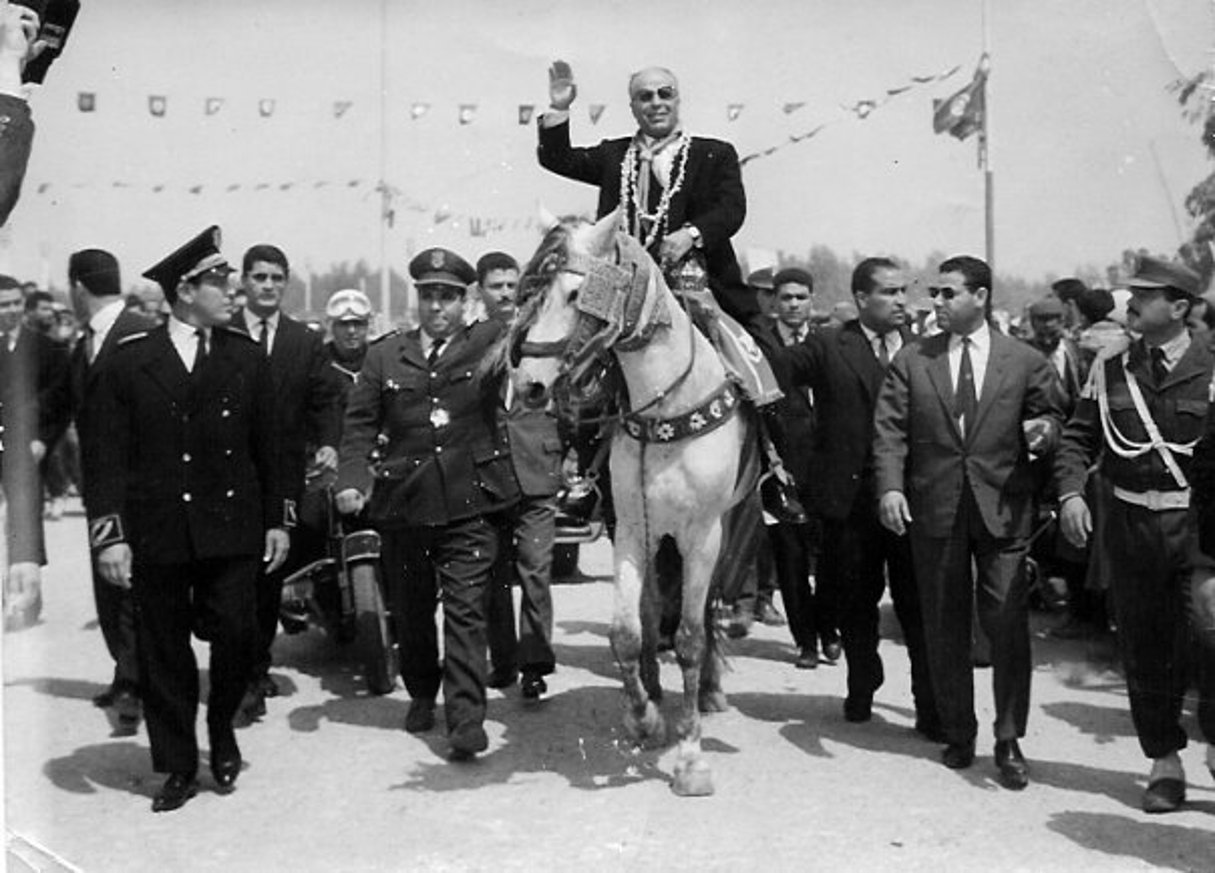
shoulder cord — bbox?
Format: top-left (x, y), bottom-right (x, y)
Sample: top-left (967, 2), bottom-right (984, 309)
top-left (1094, 351), bottom-right (1196, 489)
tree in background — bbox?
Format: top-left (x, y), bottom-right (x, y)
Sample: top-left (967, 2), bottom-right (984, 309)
top-left (1171, 69), bottom-right (1215, 286)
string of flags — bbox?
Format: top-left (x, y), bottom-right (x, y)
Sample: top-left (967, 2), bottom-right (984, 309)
top-left (738, 63), bottom-right (964, 166)
top-left (70, 64), bottom-right (967, 129)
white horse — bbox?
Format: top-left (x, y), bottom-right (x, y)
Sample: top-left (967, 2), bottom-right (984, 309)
top-left (508, 212), bottom-right (761, 796)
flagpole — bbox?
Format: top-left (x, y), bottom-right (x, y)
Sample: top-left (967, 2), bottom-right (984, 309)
top-left (981, 0), bottom-right (994, 275)
top-left (377, 0), bottom-right (391, 327)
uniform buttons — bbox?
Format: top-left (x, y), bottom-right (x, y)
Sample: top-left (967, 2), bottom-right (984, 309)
top-left (182, 493), bottom-right (192, 502)
top-left (225, 449), bottom-right (233, 457)
top-left (430, 371), bottom-right (438, 379)
top-left (226, 489), bottom-right (235, 498)
top-left (435, 446), bottom-right (443, 453)
top-left (182, 453), bottom-right (192, 463)
top-left (221, 410), bottom-right (231, 418)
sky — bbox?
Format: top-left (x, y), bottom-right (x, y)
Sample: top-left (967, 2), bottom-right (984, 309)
top-left (1, 0), bottom-right (1212, 304)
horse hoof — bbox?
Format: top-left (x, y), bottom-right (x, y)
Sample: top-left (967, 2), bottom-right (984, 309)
top-left (672, 761), bottom-right (714, 797)
top-left (623, 701), bottom-right (665, 745)
top-left (698, 690), bottom-right (729, 714)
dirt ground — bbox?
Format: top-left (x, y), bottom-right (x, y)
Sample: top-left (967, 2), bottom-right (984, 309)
top-left (3, 504), bottom-right (1213, 872)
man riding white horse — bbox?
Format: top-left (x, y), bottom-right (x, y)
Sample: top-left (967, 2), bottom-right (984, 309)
top-left (537, 62), bottom-right (805, 524)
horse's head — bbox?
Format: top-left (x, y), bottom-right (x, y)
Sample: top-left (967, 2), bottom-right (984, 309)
top-left (508, 209), bottom-right (658, 410)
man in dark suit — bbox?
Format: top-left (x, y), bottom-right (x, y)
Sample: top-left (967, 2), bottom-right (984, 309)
top-left (874, 255), bottom-right (1063, 789)
top-left (784, 258), bottom-right (936, 729)
top-left (67, 249), bottom-right (153, 727)
top-left (1061, 256), bottom-right (1215, 813)
top-left (87, 226), bottom-right (296, 812)
top-left (232, 244), bottom-right (342, 719)
top-left (537, 61), bottom-right (803, 523)
top-left (0, 275), bottom-right (43, 628)
top-left (477, 252), bottom-right (564, 701)
top-left (335, 248), bottom-right (520, 761)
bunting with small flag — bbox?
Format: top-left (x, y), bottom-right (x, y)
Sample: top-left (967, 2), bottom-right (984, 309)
top-left (782, 101), bottom-right (806, 115)
top-left (727, 103), bottom-right (744, 122)
top-left (411, 102), bottom-right (429, 120)
top-left (258, 99), bottom-right (276, 118)
top-left (149, 95), bottom-right (166, 117)
top-left (333, 100), bottom-right (353, 118)
top-left (518, 104), bottom-right (535, 125)
top-left (458, 104), bottom-right (477, 125)
top-left (77, 92), bottom-right (95, 112)
top-left (205, 97), bottom-right (223, 116)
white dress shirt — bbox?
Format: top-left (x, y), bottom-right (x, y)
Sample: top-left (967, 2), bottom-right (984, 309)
top-left (168, 315), bottom-right (208, 372)
top-left (86, 298), bottom-right (125, 364)
top-left (859, 322), bottom-right (904, 364)
top-left (250, 309), bottom-right (281, 355)
top-left (948, 321), bottom-right (991, 399)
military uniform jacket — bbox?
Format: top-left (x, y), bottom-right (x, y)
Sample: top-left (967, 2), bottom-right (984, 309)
top-left (336, 322), bottom-right (520, 527)
top-left (0, 94), bottom-right (33, 226)
top-left (86, 325), bottom-right (297, 564)
top-left (1057, 333), bottom-right (1215, 498)
top-left (537, 119), bottom-right (757, 323)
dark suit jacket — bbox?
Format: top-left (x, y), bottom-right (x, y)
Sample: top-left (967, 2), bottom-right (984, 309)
top-left (87, 325), bottom-right (296, 564)
top-left (11, 325), bottom-right (70, 449)
top-left (336, 322), bottom-right (519, 527)
top-left (752, 320), bottom-right (814, 492)
top-left (233, 310), bottom-right (342, 485)
top-left (0, 329), bottom-right (41, 563)
top-left (785, 321), bottom-right (911, 520)
top-left (873, 328), bottom-right (1064, 539)
top-left (71, 306), bottom-right (154, 511)
top-left (0, 93), bottom-right (33, 226)
top-left (537, 119), bottom-right (757, 323)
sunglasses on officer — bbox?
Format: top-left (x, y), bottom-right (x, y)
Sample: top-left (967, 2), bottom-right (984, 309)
top-left (633, 86), bottom-right (678, 102)
top-left (927, 285), bottom-right (977, 300)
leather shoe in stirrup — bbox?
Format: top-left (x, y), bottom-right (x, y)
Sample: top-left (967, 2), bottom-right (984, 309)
top-left (151, 773), bottom-right (198, 813)
top-left (760, 474), bottom-right (807, 526)
top-left (994, 739), bottom-right (1029, 790)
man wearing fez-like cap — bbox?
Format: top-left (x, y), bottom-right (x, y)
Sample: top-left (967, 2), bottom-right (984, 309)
top-left (1058, 254), bottom-right (1215, 813)
top-left (335, 246), bottom-right (519, 761)
top-left (86, 226), bottom-right (298, 812)
top-left (66, 247), bottom-right (156, 729)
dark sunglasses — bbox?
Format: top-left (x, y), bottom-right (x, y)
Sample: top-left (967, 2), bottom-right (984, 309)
top-left (634, 86), bottom-right (677, 102)
top-left (419, 287), bottom-right (464, 303)
top-left (249, 272), bottom-right (286, 283)
top-left (927, 286), bottom-right (965, 300)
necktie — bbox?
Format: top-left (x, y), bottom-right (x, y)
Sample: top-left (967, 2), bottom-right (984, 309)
top-left (427, 338), bottom-right (444, 366)
top-left (955, 336), bottom-right (977, 429)
top-left (1150, 346), bottom-right (1168, 386)
top-left (876, 333), bottom-right (890, 369)
top-left (83, 324), bottom-right (96, 364)
top-left (192, 328), bottom-right (207, 374)
top-left (259, 318), bottom-right (270, 355)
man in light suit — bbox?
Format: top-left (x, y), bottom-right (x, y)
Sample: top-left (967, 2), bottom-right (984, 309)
top-left (873, 255), bottom-right (1063, 789)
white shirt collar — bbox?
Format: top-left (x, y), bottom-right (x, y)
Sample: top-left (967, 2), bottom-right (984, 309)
top-left (948, 320), bottom-right (991, 353)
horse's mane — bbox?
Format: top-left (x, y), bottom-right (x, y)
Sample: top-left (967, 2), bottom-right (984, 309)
top-left (479, 220), bottom-right (578, 380)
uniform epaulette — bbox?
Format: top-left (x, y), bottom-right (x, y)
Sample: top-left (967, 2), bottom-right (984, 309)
top-left (220, 324), bottom-right (255, 341)
top-left (370, 329), bottom-right (401, 345)
top-left (117, 331), bottom-right (150, 346)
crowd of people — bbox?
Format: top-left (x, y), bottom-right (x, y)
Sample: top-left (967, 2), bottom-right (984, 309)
top-left (1, 5), bottom-right (1213, 822)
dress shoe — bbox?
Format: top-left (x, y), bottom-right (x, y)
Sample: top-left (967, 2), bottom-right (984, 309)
top-left (760, 473), bottom-right (808, 526)
top-left (942, 741), bottom-right (976, 770)
top-left (555, 478), bottom-right (599, 525)
top-left (843, 693), bottom-right (872, 723)
top-left (820, 638), bottom-right (842, 664)
top-left (210, 753), bottom-right (242, 793)
top-left (756, 599), bottom-right (786, 627)
top-left (795, 646), bottom-right (818, 670)
top-left (1142, 778), bottom-right (1186, 813)
top-left (404, 698), bottom-right (436, 734)
top-left (151, 773), bottom-right (198, 813)
top-left (521, 672), bottom-right (547, 701)
top-left (92, 687), bottom-right (117, 708)
top-left (448, 722), bottom-right (489, 761)
top-left (994, 739), bottom-right (1029, 790)
top-left (486, 668), bottom-right (518, 689)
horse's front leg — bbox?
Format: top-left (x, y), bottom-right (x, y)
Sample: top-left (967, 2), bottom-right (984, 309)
top-left (610, 533), bottom-right (664, 746)
top-left (671, 519), bottom-right (722, 797)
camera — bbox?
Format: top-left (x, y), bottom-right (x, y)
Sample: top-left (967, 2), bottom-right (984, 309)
top-left (11, 0), bottom-right (79, 85)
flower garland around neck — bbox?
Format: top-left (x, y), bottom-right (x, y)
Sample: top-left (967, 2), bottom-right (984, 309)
top-left (618, 130), bottom-right (692, 250)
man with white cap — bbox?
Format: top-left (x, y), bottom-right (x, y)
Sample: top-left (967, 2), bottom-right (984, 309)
top-left (323, 288), bottom-right (372, 389)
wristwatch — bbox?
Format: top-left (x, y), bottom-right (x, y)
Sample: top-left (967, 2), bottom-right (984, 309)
top-left (685, 224), bottom-right (703, 248)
